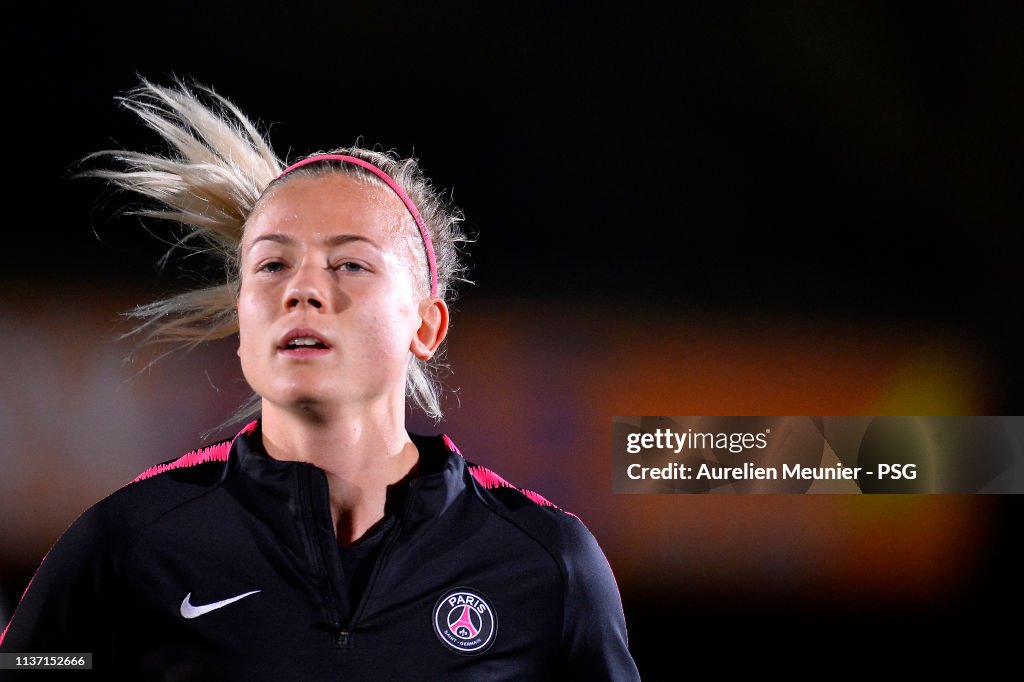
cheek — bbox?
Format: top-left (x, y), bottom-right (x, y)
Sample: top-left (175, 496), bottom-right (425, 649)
top-left (235, 290), bottom-right (265, 356)
top-left (236, 284), bottom-right (270, 323)
top-left (358, 301), bottom-right (419, 359)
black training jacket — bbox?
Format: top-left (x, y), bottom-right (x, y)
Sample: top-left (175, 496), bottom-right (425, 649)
top-left (0, 421), bottom-right (640, 680)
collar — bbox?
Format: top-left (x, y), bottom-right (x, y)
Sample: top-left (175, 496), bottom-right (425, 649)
top-left (225, 420), bottom-right (468, 538)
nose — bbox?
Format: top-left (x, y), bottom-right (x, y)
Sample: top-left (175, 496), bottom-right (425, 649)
top-left (285, 264), bottom-right (327, 311)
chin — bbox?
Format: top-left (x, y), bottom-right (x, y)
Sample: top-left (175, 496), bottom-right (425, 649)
top-left (292, 399), bottom-right (331, 421)
top-left (266, 385), bottom-right (332, 412)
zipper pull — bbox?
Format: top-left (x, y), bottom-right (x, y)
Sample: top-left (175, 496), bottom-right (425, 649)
top-left (336, 629), bottom-right (350, 646)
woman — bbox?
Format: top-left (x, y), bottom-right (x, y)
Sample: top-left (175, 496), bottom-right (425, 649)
top-left (0, 79), bottom-right (640, 680)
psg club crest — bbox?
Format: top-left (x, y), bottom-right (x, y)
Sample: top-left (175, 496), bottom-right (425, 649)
top-left (432, 588), bottom-right (497, 655)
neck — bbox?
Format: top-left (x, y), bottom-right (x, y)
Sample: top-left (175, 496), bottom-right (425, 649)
top-left (260, 400), bottom-right (419, 546)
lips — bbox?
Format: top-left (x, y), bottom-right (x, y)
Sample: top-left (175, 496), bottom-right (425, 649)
top-left (278, 328), bottom-right (332, 353)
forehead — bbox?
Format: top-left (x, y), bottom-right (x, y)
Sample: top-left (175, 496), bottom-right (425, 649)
top-left (243, 173), bottom-right (411, 246)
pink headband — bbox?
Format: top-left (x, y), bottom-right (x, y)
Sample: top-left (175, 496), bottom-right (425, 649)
top-left (277, 153), bottom-right (439, 296)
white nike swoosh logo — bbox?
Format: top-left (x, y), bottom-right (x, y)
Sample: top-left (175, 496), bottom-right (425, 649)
top-left (180, 590), bottom-right (261, 619)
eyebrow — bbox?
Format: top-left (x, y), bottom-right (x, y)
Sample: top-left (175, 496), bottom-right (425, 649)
top-left (247, 233), bottom-right (382, 251)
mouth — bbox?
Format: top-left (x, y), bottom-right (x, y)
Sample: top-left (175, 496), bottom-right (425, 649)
top-left (278, 328), bottom-right (332, 355)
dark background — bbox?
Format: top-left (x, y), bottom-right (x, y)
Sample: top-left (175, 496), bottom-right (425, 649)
top-left (3, 1), bottom-right (1022, 677)
top-left (8, 2), bottom-right (1021, 349)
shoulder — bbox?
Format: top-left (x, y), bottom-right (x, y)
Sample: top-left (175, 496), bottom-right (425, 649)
top-left (453, 445), bottom-right (638, 679)
top-left (459, 454), bottom-right (607, 574)
top-left (0, 432), bottom-right (244, 653)
top-left (463, 458), bottom-right (579, 525)
top-left (61, 430), bottom-right (242, 555)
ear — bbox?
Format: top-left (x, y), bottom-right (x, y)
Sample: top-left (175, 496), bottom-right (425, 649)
top-left (410, 297), bottom-right (449, 360)
top-left (236, 297), bottom-right (243, 359)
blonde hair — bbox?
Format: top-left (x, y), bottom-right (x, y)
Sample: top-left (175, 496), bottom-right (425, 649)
top-left (83, 77), bottom-right (468, 421)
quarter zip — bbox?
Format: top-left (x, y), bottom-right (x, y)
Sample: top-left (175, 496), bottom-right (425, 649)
top-left (343, 508), bottom-right (404, 634)
top-left (337, 478), bottom-right (415, 647)
top-left (299, 464), bottom-right (344, 636)
top-left (303, 466), bottom-right (413, 650)
top-left (230, 425), bottom-right (467, 655)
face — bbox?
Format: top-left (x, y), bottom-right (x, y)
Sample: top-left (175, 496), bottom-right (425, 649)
top-left (236, 172), bottom-right (443, 416)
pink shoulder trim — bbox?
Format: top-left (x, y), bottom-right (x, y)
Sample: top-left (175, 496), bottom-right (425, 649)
top-left (466, 461), bottom-right (579, 520)
top-left (0, 572), bottom-right (37, 646)
top-left (129, 420), bottom-right (259, 484)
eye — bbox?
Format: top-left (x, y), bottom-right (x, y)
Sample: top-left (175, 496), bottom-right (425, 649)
top-left (257, 260), bottom-right (286, 274)
top-left (337, 261), bottom-right (368, 273)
